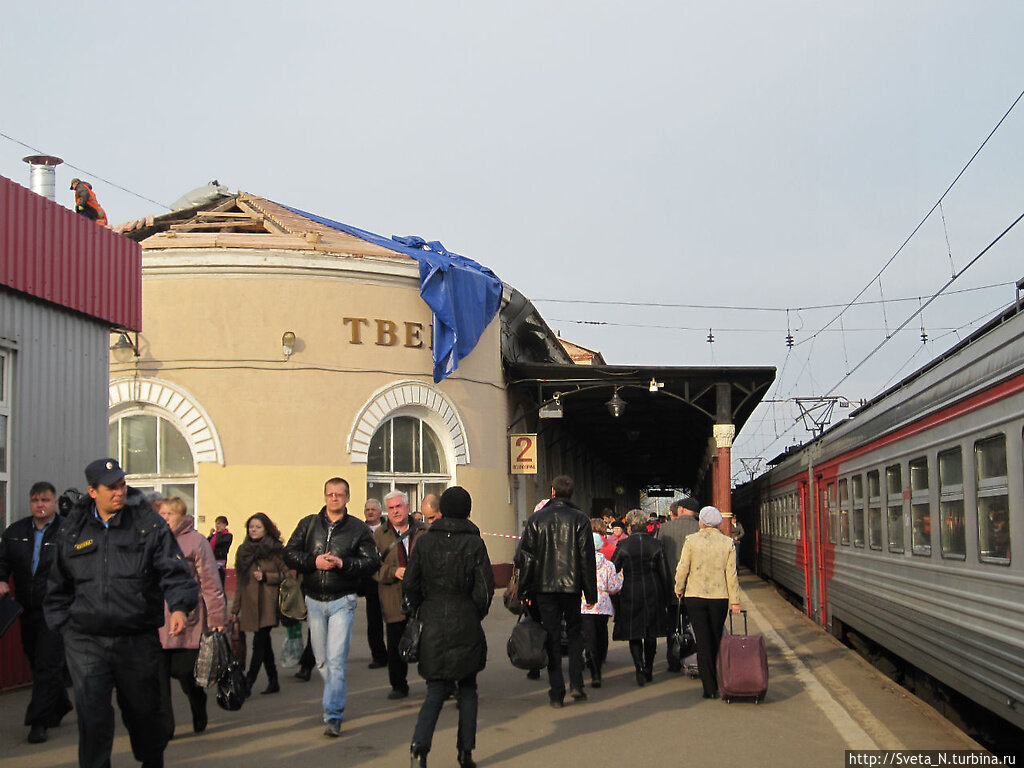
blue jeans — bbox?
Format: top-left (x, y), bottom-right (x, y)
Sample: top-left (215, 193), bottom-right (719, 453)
top-left (306, 593), bottom-right (357, 721)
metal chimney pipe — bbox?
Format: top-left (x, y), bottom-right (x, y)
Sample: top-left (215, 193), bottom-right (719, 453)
top-left (22, 155), bottom-right (64, 201)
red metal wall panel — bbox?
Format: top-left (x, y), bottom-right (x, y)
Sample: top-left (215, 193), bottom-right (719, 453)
top-left (0, 174), bottom-right (142, 330)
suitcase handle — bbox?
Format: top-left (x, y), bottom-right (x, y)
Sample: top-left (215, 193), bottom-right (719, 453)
top-left (726, 609), bottom-right (748, 635)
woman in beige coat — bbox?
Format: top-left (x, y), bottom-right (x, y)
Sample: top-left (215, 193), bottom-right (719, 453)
top-left (673, 506), bottom-right (740, 699)
top-left (231, 512), bottom-right (287, 695)
top-left (156, 497), bottom-right (227, 735)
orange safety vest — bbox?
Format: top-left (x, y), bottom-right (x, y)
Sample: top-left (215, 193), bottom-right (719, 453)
top-left (75, 182), bottom-right (108, 227)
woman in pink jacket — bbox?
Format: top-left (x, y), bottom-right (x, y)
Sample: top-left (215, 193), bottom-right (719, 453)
top-left (156, 497), bottom-right (227, 736)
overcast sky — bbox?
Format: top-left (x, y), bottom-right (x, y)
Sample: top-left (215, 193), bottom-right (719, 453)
top-left (3, 2), bottom-right (1022, 478)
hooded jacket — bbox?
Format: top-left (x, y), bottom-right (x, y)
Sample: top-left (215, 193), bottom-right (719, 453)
top-left (44, 487), bottom-right (198, 636)
top-left (284, 507), bottom-right (380, 602)
top-left (515, 497), bottom-right (598, 604)
top-left (402, 517), bottom-right (494, 681)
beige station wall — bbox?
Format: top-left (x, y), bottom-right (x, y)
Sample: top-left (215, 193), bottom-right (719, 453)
top-left (110, 250), bottom-right (517, 564)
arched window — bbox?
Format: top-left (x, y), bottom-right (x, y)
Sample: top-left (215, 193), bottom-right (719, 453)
top-left (108, 412), bottom-right (197, 514)
top-left (366, 415), bottom-right (449, 509)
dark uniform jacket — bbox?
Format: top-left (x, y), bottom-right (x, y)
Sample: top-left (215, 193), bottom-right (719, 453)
top-left (403, 517), bottom-right (494, 682)
top-left (515, 498), bottom-right (597, 604)
top-left (284, 507), bottom-right (380, 602)
top-left (0, 515), bottom-right (61, 612)
top-left (44, 488), bottom-right (198, 636)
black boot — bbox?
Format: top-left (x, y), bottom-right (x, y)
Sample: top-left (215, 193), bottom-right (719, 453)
top-left (261, 674), bottom-right (280, 694)
top-left (643, 637), bottom-right (656, 682)
top-left (592, 662), bottom-right (602, 689)
top-left (457, 750), bottom-right (476, 768)
top-left (629, 641), bottom-right (646, 687)
top-left (410, 743), bottom-right (428, 767)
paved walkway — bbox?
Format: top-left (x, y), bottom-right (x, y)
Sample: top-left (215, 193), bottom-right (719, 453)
top-left (0, 571), bottom-right (982, 767)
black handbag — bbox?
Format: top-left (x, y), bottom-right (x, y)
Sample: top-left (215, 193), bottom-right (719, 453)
top-left (669, 602), bottom-right (696, 660)
top-left (398, 611), bottom-right (423, 664)
top-left (507, 613), bottom-right (548, 670)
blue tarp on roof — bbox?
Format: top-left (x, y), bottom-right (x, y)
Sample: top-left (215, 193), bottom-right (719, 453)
top-left (278, 204), bottom-right (503, 383)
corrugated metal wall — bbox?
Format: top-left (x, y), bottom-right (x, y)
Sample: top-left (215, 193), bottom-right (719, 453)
top-left (0, 288), bottom-right (110, 526)
top-left (0, 174), bottom-right (142, 330)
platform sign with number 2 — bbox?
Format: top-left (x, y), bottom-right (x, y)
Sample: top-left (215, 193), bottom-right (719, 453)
top-left (510, 434), bottom-right (537, 474)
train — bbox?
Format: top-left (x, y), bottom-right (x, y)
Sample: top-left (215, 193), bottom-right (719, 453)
top-left (733, 292), bottom-right (1024, 732)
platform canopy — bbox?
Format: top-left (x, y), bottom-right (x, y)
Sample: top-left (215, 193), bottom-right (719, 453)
top-left (505, 362), bottom-right (775, 491)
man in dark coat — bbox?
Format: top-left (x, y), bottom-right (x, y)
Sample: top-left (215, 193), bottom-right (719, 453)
top-left (404, 486), bottom-right (493, 767)
top-left (515, 475), bottom-right (597, 707)
top-left (655, 495), bottom-right (700, 671)
top-left (45, 458), bottom-right (198, 768)
top-left (0, 481), bottom-right (74, 744)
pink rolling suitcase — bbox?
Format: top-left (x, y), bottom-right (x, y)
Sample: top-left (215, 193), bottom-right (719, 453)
top-left (717, 610), bottom-right (768, 703)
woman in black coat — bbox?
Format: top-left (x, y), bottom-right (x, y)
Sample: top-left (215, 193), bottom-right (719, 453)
top-left (404, 487), bottom-right (494, 768)
top-left (611, 508), bottom-right (673, 687)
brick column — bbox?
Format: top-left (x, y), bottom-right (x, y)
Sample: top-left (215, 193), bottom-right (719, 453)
top-left (713, 424), bottom-right (735, 536)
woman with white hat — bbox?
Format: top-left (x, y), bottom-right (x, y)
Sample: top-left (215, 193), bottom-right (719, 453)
top-left (673, 506), bottom-right (740, 699)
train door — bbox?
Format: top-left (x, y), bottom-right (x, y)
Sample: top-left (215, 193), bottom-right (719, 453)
top-left (815, 475), bottom-right (830, 628)
top-left (797, 478), bottom-right (815, 618)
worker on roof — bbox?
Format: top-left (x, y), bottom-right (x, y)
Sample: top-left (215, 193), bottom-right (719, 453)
top-left (69, 178), bottom-right (108, 227)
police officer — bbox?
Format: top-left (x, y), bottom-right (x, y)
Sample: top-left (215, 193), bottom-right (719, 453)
top-left (0, 481), bottom-right (74, 744)
top-left (45, 458), bottom-right (198, 768)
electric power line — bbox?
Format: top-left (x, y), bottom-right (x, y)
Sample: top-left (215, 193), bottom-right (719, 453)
top-left (0, 130), bottom-right (171, 210)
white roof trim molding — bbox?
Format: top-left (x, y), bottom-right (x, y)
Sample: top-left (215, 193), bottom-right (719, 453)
top-left (109, 377), bottom-right (225, 466)
top-left (348, 379), bottom-right (470, 465)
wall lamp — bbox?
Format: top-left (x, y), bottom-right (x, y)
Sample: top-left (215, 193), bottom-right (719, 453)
top-left (282, 331), bottom-right (296, 359)
top-left (110, 332), bottom-right (139, 363)
top-left (606, 387), bottom-right (627, 418)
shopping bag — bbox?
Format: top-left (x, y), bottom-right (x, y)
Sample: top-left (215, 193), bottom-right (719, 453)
top-left (279, 623), bottom-right (304, 668)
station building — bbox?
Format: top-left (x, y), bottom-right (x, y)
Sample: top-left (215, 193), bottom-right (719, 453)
top-left (111, 189), bottom-right (775, 564)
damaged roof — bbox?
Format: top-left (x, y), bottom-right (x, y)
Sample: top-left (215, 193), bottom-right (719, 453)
top-left (115, 192), bottom-right (414, 261)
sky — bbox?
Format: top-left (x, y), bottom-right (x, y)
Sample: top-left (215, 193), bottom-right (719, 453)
top-left (2, 2), bottom-right (1022, 481)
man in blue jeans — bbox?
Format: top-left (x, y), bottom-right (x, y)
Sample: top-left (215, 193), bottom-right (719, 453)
top-left (285, 478), bottom-right (380, 737)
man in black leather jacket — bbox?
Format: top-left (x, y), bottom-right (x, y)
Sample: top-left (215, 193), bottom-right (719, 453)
top-left (284, 477), bottom-right (380, 737)
top-left (0, 481), bottom-right (73, 744)
top-left (515, 475), bottom-right (597, 707)
top-left (45, 458), bottom-right (197, 768)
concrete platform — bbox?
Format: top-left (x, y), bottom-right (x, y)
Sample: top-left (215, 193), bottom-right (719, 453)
top-left (0, 571), bottom-right (983, 766)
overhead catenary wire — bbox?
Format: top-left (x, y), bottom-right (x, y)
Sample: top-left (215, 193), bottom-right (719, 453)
top-left (797, 85), bottom-right (1024, 346)
top-left (535, 281), bottom-right (1015, 314)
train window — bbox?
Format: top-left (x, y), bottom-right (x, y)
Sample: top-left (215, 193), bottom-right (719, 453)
top-left (827, 482), bottom-right (837, 544)
top-left (793, 494), bottom-right (801, 541)
top-left (851, 474), bottom-right (865, 548)
top-left (839, 479), bottom-right (850, 545)
top-left (886, 464), bottom-right (905, 553)
top-left (938, 447), bottom-right (966, 559)
top-left (910, 457), bottom-right (931, 556)
top-left (976, 435), bottom-right (1009, 564)
top-left (867, 470), bottom-right (882, 550)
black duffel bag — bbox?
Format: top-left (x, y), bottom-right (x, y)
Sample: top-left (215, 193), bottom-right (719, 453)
top-left (507, 613), bottom-right (548, 670)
